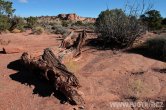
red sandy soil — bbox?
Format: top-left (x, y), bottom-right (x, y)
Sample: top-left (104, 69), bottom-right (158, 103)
top-left (0, 31), bottom-right (166, 110)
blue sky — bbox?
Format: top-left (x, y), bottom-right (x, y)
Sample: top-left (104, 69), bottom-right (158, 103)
top-left (11, 0), bottom-right (166, 18)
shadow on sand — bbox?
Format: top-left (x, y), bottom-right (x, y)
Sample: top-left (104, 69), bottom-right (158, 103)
top-left (8, 59), bottom-right (68, 104)
top-left (125, 46), bottom-right (166, 62)
top-left (0, 50), bottom-right (5, 54)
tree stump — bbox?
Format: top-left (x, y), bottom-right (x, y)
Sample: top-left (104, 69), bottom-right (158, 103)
top-left (60, 30), bottom-right (88, 58)
top-left (21, 48), bottom-right (84, 105)
top-left (60, 31), bottom-right (75, 48)
top-left (73, 30), bottom-right (87, 57)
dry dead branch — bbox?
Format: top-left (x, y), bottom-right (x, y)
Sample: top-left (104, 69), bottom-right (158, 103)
top-left (60, 30), bottom-right (88, 57)
top-left (73, 30), bottom-right (87, 57)
top-left (21, 48), bottom-right (84, 105)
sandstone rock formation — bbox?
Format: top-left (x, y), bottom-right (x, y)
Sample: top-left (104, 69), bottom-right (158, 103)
top-left (58, 13), bottom-right (96, 23)
top-left (38, 13), bottom-right (96, 23)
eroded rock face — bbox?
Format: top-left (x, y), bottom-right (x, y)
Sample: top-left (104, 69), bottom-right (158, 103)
top-left (58, 13), bottom-right (78, 20)
top-left (37, 13), bottom-right (96, 23)
top-left (58, 13), bottom-right (96, 23)
top-left (67, 13), bottom-right (79, 21)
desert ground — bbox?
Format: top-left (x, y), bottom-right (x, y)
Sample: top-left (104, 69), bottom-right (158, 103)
top-left (0, 31), bottom-right (166, 110)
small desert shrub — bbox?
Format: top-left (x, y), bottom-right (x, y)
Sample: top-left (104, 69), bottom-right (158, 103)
top-left (71, 21), bottom-right (95, 30)
top-left (73, 21), bottom-right (84, 26)
top-left (145, 36), bottom-right (166, 60)
top-left (32, 26), bottom-right (44, 35)
top-left (61, 20), bottom-right (71, 27)
top-left (26, 16), bottom-right (37, 28)
top-left (51, 25), bottom-right (68, 35)
top-left (84, 22), bottom-right (95, 30)
top-left (95, 9), bottom-right (145, 48)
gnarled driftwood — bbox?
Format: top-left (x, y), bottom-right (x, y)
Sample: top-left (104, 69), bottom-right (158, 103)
top-left (21, 48), bottom-right (84, 105)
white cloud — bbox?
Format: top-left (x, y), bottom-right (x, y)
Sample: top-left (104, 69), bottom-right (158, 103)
top-left (19, 0), bottom-right (28, 3)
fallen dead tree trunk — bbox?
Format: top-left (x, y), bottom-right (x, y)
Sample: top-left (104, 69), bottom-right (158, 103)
top-left (21, 48), bottom-right (84, 105)
top-left (60, 30), bottom-right (88, 58)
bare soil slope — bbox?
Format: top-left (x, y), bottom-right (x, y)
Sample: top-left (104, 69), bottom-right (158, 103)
top-left (0, 31), bottom-right (166, 110)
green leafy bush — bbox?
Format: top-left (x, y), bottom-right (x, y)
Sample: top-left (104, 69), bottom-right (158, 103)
top-left (95, 9), bottom-right (144, 48)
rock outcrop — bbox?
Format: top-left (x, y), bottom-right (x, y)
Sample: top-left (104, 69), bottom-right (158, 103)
top-left (57, 13), bottom-right (96, 23)
top-left (37, 13), bottom-right (96, 24)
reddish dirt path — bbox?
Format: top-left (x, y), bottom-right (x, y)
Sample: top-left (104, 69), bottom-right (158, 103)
top-left (0, 31), bottom-right (166, 110)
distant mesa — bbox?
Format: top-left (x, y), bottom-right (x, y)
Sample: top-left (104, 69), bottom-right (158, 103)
top-left (57, 13), bottom-right (96, 22)
top-left (58, 13), bottom-right (79, 20)
top-left (38, 13), bottom-right (96, 23)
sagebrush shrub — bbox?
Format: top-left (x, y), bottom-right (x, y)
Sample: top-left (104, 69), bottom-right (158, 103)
top-left (95, 9), bottom-right (145, 48)
top-left (73, 21), bottom-right (83, 26)
top-left (84, 22), bottom-right (95, 30)
top-left (51, 25), bottom-right (68, 35)
top-left (26, 16), bottom-right (37, 28)
top-left (61, 20), bottom-right (71, 27)
top-left (32, 26), bottom-right (44, 35)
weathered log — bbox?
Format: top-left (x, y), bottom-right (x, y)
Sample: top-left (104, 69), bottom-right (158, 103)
top-left (21, 48), bottom-right (84, 105)
top-left (60, 30), bottom-right (88, 58)
top-left (74, 30), bottom-right (94, 33)
top-left (73, 30), bottom-right (87, 57)
top-left (60, 31), bottom-right (75, 48)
